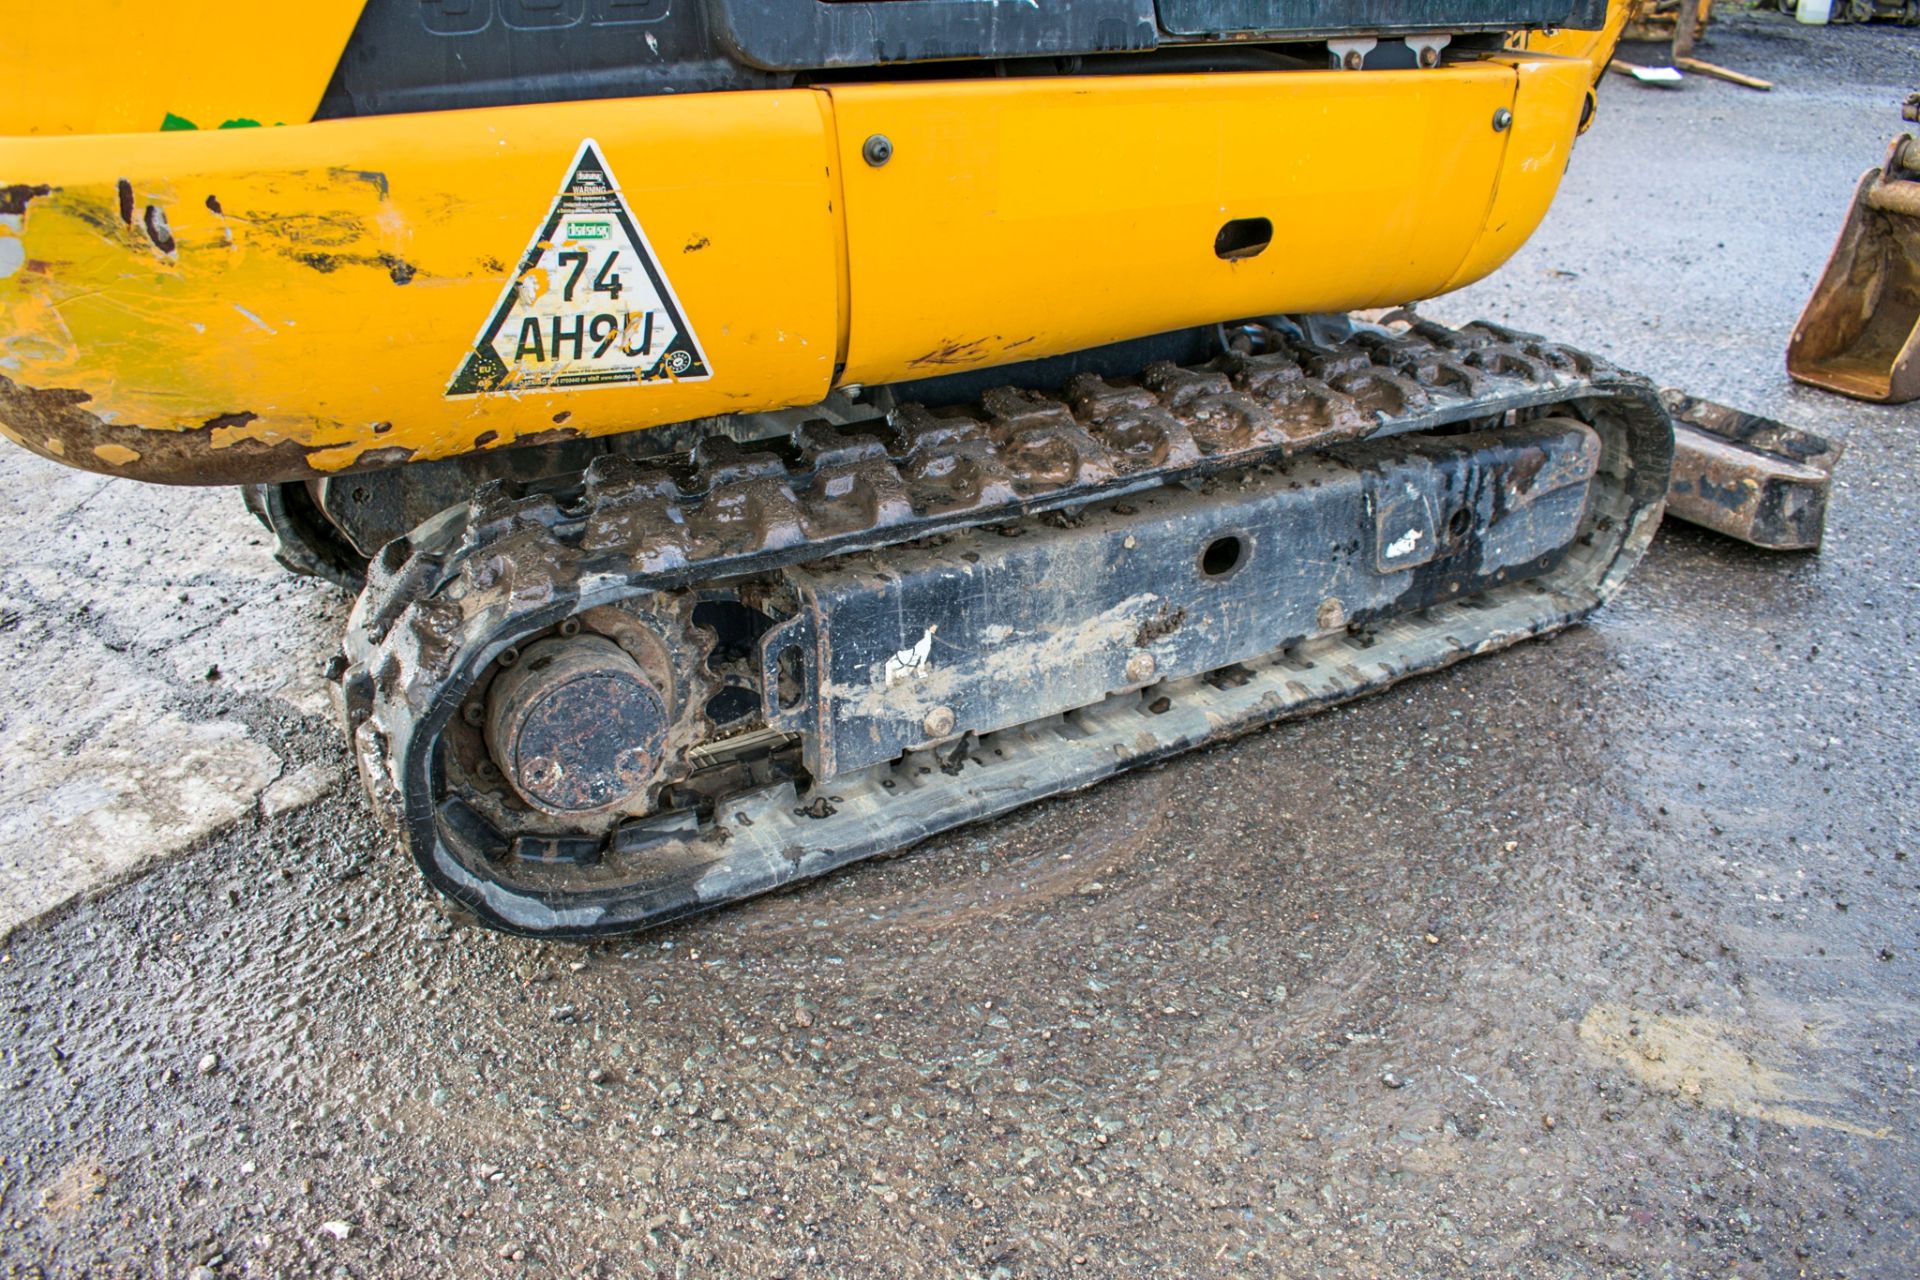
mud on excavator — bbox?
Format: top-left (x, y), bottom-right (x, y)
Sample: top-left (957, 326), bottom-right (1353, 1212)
top-left (2, 1), bottom-right (1723, 937)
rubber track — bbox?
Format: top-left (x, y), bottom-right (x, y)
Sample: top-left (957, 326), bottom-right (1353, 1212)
top-left (337, 318), bottom-right (1673, 938)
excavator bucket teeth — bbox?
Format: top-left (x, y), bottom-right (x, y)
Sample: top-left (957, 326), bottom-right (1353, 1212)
top-left (1787, 134), bottom-right (1920, 405)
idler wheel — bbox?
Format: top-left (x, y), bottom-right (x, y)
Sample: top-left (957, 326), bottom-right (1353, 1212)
top-left (484, 634), bottom-right (668, 815)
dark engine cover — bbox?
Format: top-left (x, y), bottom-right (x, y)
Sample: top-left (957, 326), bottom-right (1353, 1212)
top-left (318, 0), bottom-right (1605, 118)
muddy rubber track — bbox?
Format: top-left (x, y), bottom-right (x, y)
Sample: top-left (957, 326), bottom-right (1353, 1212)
top-left (336, 318), bottom-right (1673, 938)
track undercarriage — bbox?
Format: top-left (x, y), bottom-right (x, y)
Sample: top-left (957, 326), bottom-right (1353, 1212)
top-left (330, 316), bottom-right (1671, 939)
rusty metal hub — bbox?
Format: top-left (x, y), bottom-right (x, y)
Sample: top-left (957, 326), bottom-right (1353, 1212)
top-left (484, 635), bottom-right (669, 815)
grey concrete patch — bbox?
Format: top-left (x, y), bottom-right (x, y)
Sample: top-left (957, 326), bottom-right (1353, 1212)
top-left (260, 761), bottom-right (339, 820)
top-left (0, 447), bottom-right (349, 936)
top-left (0, 625), bottom-right (281, 936)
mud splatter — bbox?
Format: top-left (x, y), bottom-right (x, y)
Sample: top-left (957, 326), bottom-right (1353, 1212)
top-left (1578, 1004), bottom-right (1889, 1138)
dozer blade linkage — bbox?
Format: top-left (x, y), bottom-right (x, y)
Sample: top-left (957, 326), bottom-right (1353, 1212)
top-left (1662, 390), bottom-right (1843, 552)
top-left (336, 317), bottom-right (1671, 939)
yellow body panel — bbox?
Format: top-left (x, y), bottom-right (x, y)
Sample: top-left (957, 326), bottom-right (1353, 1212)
top-left (0, 4), bottom-right (369, 136)
top-left (0, 55), bottom-right (1607, 485)
top-left (836, 67), bottom-right (1520, 381)
top-left (0, 94), bottom-right (844, 481)
top-left (1439, 55), bottom-right (1596, 292)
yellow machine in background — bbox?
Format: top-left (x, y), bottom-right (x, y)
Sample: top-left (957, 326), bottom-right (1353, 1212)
top-left (1, 0), bottom-right (1678, 937)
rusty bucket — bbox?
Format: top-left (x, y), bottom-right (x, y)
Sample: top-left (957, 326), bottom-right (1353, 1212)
top-left (1787, 135), bottom-right (1920, 404)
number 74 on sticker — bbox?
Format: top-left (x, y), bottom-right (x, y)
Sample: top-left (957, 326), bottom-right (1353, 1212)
top-left (445, 140), bottom-right (712, 396)
top-left (512, 251), bottom-right (664, 364)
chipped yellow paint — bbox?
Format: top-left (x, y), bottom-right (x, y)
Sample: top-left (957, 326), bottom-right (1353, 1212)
top-left (1516, 3), bottom-right (1636, 77)
top-left (1578, 1003), bottom-right (1890, 1139)
top-left (0, 44), bottom-right (1617, 486)
top-left (92, 443), bottom-right (140, 466)
top-left (0, 3), bottom-right (367, 136)
top-left (0, 91), bottom-right (844, 481)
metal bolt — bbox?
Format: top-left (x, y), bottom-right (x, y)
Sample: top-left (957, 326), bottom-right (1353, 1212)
top-left (922, 705), bottom-right (955, 738)
top-left (558, 617), bottom-right (580, 638)
top-left (497, 645), bottom-right (520, 667)
top-left (1492, 108), bottom-right (1513, 133)
top-left (462, 700), bottom-right (486, 726)
top-left (1417, 44), bottom-right (1439, 68)
top-left (862, 134), bottom-right (894, 167)
top-left (1125, 652), bottom-right (1157, 685)
top-left (1342, 49), bottom-right (1364, 71)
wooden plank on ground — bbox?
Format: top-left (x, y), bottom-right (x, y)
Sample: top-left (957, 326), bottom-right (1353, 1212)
top-left (1674, 57), bottom-right (1774, 91)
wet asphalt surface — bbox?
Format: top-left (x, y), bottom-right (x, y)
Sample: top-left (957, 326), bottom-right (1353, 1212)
top-left (4, 14), bottom-right (1919, 1279)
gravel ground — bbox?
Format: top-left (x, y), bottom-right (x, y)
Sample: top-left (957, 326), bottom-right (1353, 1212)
top-left (2, 12), bottom-right (1918, 1279)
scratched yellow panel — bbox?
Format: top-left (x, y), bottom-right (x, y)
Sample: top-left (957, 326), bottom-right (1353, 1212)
top-left (0, 91), bottom-right (842, 480)
top-left (0, 2), bottom-right (368, 135)
top-left (1438, 54), bottom-right (1595, 293)
top-left (828, 66), bottom-right (1524, 383)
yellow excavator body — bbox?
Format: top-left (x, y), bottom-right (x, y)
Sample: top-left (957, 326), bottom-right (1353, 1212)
top-left (1, 8), bottom-right (1618, 484)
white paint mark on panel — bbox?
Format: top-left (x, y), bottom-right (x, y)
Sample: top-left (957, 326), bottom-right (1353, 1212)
top-left (881, 625), bottom-right (938, 686)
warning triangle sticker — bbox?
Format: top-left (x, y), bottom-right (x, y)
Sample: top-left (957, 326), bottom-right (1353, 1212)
top-left (447, 140), bottom-right (711, 398)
